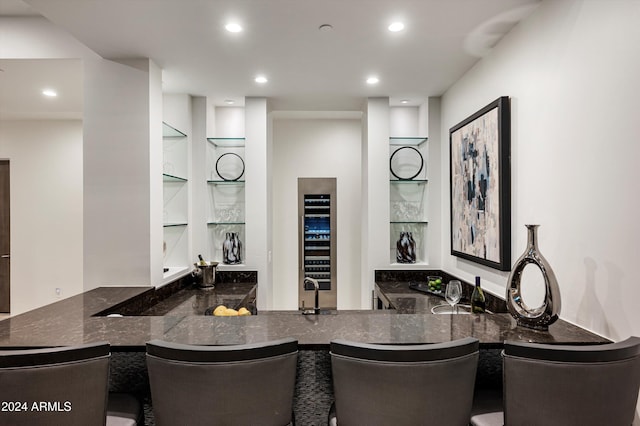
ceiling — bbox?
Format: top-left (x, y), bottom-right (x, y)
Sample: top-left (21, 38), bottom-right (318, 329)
top-left (0, 59), bottom-right (83, 120)
top-left (1, 0), bottom-right (541, 116)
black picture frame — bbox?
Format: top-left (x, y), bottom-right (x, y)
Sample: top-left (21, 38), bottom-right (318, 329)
top-left (449, 96), bottom-right (511, 271)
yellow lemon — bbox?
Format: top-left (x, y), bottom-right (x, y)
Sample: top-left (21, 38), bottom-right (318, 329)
top-left (238, 307), bottom-right (251, 316)
top-left (213, 305), bottom-right (227, 316)
top-left (224, 308), bottom-right (239, 316)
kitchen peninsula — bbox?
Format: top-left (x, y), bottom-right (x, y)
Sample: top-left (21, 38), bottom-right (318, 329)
top-left (0, 270), bottom-right (607, 348)
top-left (0, 271), bottom-right (609, 425)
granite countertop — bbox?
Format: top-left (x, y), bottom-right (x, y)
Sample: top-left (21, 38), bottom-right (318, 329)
top-left (0, 282), bottom-right (608, 350)
top-left (137, 283), bottom-right (256, 316)
top-left (376, 281), bottom-right (451, 314)
top-left (375, 280), bottom-right (508, 314)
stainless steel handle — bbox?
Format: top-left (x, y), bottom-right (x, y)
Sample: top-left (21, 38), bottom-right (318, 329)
top-left (1, 254), bottom-right (9, 258)
top-left (300, 215), bottom-right (304, 271)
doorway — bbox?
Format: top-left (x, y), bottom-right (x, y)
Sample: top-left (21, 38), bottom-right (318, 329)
top-left (0, 160), bottom-right (9, 312)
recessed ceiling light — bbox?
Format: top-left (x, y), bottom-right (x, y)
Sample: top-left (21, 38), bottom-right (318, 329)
top-left (388, 22), bottom-right (405, 32)
top-left (400, 99), bottom-right (409, 104)
top-left (319, 24), bottom-right (333, 32)
top-left (42, 89), bottom-right (57, 97)
top-left (224, 99), bottom-right (235, 105)
top-left (225, 23), bottom-right (243, 33)
top-left (366, 76), bottom-right (379, 85)
top-left (255, 75), bottom-right (268, 84)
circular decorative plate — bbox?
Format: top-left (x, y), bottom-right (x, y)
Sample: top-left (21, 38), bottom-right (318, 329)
top-left (215, 152), bottom-right (245, 181)
top-left (389, 146), bottom-right (424, 180)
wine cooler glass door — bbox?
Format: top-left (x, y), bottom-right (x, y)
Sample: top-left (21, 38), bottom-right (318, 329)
top-left (298, 178), bottom-right (337, 309)
top-left (304, 195), bottom-right (331, 289)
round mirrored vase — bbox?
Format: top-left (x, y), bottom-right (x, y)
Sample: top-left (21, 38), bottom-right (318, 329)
top-left (506, 224), bottom-right (561, 330)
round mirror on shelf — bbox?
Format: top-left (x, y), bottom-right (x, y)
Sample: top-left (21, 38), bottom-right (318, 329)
top-left (390, 146), bottom-right (424, 180)
top-left (215, 152), bottom-right (245, 181)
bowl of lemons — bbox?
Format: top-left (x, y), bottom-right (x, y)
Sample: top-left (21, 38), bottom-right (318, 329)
top-left (206, 305), bottom-right (252, 316)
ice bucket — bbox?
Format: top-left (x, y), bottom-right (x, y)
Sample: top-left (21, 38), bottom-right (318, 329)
top-left (192, 261), bottom-right (219, 288)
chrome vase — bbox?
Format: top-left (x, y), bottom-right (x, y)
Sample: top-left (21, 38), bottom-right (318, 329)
top-left (396, 231), bottom-right (416, 264)
top-left (506, 224), bottom-right (561, 330)
top-left (223, 232), bottom-right (243, 265)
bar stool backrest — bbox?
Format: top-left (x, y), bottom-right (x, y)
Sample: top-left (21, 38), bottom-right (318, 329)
top-left (146, 338), bottom-right (298, 426)
top-left (0, 342), bottom-right (111, 426)
top-left (330, 337), bottom-right (480, 426)
top-left (502, 336), bottom-right (640, 426)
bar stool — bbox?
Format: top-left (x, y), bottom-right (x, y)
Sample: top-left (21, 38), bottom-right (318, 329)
top-left (146, 338), bottom-right (298, 426)
top-left (329, 337), bottom-right (479, 426)
top-left (0, 342), bottom-right (143, 426)
top-left (470, 336), bottom-right (640, 426)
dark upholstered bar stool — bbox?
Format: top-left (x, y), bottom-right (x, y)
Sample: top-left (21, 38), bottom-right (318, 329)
top-left (0, 342), bottom-right (143, 426)
top-left (470, 336), bottom-right (640, 426)
top-left (146, 338), bottom-right (298, 426)
top-left (106, 392), bottom-right (145, 426)
top-left (329, 337), bottom-right (479, 426)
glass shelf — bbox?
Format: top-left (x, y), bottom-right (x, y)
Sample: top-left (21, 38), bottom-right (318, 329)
top-left (207, 222), bottom-right (246, 226)
top-left (390, 179), bottom-right (428, 184)
top-left (390, 221), bottom-right (429, 224)
top-left (163, 222), bottom-right (188, 227)
top-left (207, 137), bottom-right (246, 147)
top-left (389, 137), bottom-right (428, 146)
top-left (163, 173), bottom-right (188, 182)
top-left (207, 180), bottom-right (245, 185)
top-left (163, 122), bottom-right (187, 138)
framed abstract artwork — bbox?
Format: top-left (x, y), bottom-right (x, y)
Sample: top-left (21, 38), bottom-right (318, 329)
top-left (449, 96), bottom-right (511, 271)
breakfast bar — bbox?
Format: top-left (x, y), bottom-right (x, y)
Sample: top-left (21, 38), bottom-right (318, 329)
top-left (0, 282), bottom-right (607, 350)
top-left (0, 274), bottom-right (609, 425)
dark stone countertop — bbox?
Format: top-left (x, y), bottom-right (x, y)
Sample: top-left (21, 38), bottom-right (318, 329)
top-left (375, 280), bottom-right (509, 314)
top-left (0, 280), bottom-right (609, 350)
top-left (138, 283), bottom-right (257, 316)
top-left (375, 270), bottom-right (509, 314)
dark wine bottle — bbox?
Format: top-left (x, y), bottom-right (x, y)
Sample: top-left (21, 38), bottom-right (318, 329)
top-left (471, 276), bottom-right (486, 313)
top-left (197, 254), bottom-right (207, 266)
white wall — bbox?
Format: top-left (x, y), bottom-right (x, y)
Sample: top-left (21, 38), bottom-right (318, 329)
top-left (441, 0), bottom-right (640, 341)
top-left (272, 118), bottom-right (362, 310)
top-left (216, 108), bottom-right (245, 138)
top-left (362, 99), bottom-right (391, 307)
top-left (426, 98), bottom-right (442, 268)
top-left (0, 120), bottom-right (83, 315)
top-left (191, 96), bottom-right (208, 265)
top-left (245, 98), bottom-right (271, 309)
top-left (83, 58), bottom-right (162, 288)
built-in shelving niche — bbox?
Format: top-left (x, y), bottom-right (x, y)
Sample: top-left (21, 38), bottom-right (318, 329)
top-left (206, 137), bottom-right (246, 265)
top-left (162, 122), bottom-right (189, 280)
top-left (389, 136), bottom-right (429, 265)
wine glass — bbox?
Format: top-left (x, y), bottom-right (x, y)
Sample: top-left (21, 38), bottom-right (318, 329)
top-left (445, 280), bottom-right (462, 314)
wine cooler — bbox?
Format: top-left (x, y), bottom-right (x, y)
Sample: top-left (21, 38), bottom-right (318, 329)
top-left (298, 178), bottom-right (337, 309)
